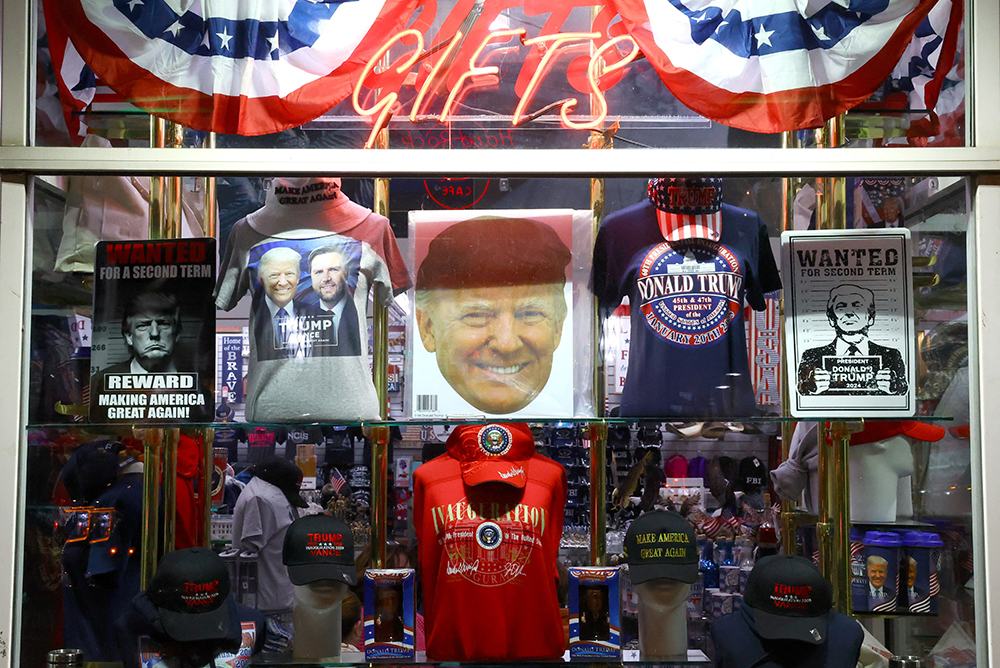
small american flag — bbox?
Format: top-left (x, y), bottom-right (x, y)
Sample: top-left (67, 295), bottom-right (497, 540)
top-left (328, 467), bottom-right (347, 494)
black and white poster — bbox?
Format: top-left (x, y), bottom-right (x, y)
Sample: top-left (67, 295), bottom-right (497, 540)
top-left (782, 229), bottom-right (915, 417)
top-left (90, 239), bottom-right (216, 423)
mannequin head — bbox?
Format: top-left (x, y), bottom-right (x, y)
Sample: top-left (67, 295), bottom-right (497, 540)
top-left (294, 580), bottom-right (349, 609)
top-left (635, 578), bottom-right (691, 607)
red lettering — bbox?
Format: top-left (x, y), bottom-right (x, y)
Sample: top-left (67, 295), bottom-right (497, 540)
top-left (106, 244), bottom-right (131, 264)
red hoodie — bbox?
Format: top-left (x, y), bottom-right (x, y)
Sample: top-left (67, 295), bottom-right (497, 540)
top-left (413, 424), bottom-right (567, 661)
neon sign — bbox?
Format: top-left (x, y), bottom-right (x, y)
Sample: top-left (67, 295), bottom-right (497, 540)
top-left (351, 1), bottom-right (639, 149)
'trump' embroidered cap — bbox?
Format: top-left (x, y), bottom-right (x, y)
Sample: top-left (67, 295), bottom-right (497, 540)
top-left (623, 511), bottom-right (698, 585)
top-left (446, 423), bottom-right (535, 488)
top-left (147, 548), bottom-right (232, 642)
top-left (282, 513), bottom-right (358, 586)
top-left (743, 555), bottom-right (833, 644)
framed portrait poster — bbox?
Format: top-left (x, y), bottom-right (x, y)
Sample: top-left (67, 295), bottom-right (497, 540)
top-left (782, 229), bottom-right (915, 417)
top-left (407, 209), bottom-right (593, 419)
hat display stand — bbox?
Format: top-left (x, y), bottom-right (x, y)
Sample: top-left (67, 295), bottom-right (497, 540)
top-left (291, 581), bottom-right (349, 662)
top-left (848, 435), bottom-right (915, 523)
top-left (634, 579), bottom-right (690, 660)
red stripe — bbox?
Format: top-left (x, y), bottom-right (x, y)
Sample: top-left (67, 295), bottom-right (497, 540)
top-left (614, 0), bottom-right (939, 133)
top-left (60, 0), bottom-right (418, 135)
top-left (923, 0), bottom-right (963, 111)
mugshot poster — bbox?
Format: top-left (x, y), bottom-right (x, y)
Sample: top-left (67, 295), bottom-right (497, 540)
top-left (408, 209), bottom-right (583, 419)
top-left (90, 239), bottom-right (216, 423)
top-left (781, 229), bottom-right (915, 417)
top-left (246, 234), bottom-right (365, 362)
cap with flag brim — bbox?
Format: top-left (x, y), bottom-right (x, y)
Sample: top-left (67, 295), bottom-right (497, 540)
top-left (446, 424), bottom-right (534, 488)
top-left (147, 548), bottom-right (232, 643)
top-left (623, 511), bottom-right (698, 584)
top-left (743, 555), bottom-right (832, 645)
top-left (283, 514), bottom-right (357, 586)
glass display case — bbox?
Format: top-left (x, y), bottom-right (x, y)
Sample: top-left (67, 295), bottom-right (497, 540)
top-left (1, 1), bottom-right (998, 668)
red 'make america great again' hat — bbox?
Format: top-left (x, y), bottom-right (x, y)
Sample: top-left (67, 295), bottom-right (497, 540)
top-left (445, 423), bottom-right (535, 488)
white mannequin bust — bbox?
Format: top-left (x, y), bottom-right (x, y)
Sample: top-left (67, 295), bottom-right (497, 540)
top-left (634, 579), bottom-right (690, 659)
top-left (848, 434), bottom-right (914, 522)
top-left (291, 580), bottom-right (349, 661)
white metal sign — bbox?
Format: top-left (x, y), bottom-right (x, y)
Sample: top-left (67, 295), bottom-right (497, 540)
top-left (782, 229), bottom-right (915, 417)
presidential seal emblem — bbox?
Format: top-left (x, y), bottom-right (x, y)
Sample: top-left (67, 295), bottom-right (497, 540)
top-left (476, 521), bottom-right (503, 550)
top-left (478, 424), bottom-right (512, 456)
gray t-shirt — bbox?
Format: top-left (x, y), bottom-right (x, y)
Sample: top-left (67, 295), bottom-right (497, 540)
top-left (231, 476), bottom-right (298, 613)
top-left (215, 189), bottom-right (410, 422)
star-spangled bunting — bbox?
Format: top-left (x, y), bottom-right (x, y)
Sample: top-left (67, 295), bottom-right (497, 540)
top-left (55, 0), bottom-right (418, 135)
top-left (608, 0), bottom-right (942, 133)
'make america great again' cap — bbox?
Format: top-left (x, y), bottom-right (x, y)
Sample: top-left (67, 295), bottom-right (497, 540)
top-left (445, 423), bottom-right (535, 488)
top-left (623, 511), bottom-right (698, 585)
top-left (147, 548), bottom-right (232, 643)
top-left (416, 217), bottom-right (571, 291)
top-left (282, 514), bottom-right (358, 586)
top-left (743, 554), bottom-right (833, 644)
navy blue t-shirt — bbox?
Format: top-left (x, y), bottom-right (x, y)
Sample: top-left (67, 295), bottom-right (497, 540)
top-left (592, 200), bottom-right (781, 417)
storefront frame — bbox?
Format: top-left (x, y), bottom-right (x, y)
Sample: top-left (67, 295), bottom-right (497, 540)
top-left (0, 0), bottom-right (999, 666)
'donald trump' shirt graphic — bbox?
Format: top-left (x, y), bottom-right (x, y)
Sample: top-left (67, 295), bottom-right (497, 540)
top-left (592, 201), bottom-right (781, 417)
top-left (636, 240), bottom-right (744, 347)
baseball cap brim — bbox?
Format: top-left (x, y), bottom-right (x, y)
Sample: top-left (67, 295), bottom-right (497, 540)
top-left (628, 560), bottom-right (699, 585)
top-left (158, 596), bottom-right (233, 642)
top-left (282, 490), bottom-right (309, 508)
top-left (902, 421), bottom-right (946, 442)
top-left (752, 606), bottom-right (830, 645)
top-left (460, 459), bottom-right (529, 487)
top-left (287, 562), bottom-right (358, 587)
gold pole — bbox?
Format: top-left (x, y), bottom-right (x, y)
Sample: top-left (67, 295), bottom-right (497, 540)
top-left (587, 122), bottom-right (612, 566)
top-left (779, 131), bottom-right (798, 553)
top-left (202, 430), bottom-right (215, 547)
top-left (203, 132), bottom-right (218, 237)
top-left (367, 425), bottom-right (390, 567)
top-left (373, 163), bottom-right (391, 420)
top-left (814, 115), bottom-right (853, 611)
top-left (140, 429), bottom-right (162, 587)
top-left (589, 422), bottom-right (608, 566)
top-left (142, 117), bottom-right (168, 583)
top-left (165, 122), bottom-right (184, 237)
top-left (162, 428), bottom-right (178, 553)
top-left (149, 117), bottom-right (167, 240)
top-left (201, 131), bottom-right (218, 547)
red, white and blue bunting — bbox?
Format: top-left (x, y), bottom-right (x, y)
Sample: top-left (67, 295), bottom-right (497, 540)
top-left (58, 0), bottom-right (418, 136)
top-left (608, 0), bottom-right (941, 133)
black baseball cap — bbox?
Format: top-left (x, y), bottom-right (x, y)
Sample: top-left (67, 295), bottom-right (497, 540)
top-left (282, 514), bottom-right (358, 586)
top-left (251, 456), bottom-right (308, 508)
top-left (147, 548), bottom-right (232, 642)
top-left (743, 555), bottom-right (833, 644)
top-left (738, 455), bottom-right (767, 492)
top-left (623, 511), bottom-right (698, 584)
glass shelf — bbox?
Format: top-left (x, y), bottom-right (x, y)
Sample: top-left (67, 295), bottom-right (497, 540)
top-left (251, 649), bottom-right (710, 666)
top-left (25, 416), bottom-right (955, 431)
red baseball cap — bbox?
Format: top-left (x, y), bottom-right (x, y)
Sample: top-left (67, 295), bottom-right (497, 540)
top-left (446, 424), bottom-right (535, 488)
top-left (850, 421), bottom-right (946, 446)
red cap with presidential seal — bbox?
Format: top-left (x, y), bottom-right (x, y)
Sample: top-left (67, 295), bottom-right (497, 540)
top-left (446, 423), bottom-right (534, 488)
